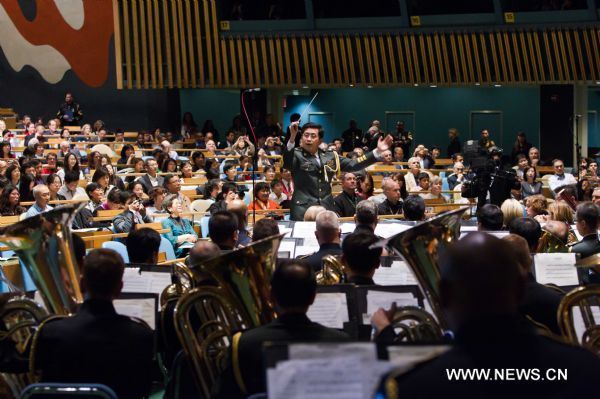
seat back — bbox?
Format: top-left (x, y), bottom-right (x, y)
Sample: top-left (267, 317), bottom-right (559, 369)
top-left (20, 383), bottom-right (117, 399)
top-left (190, 199), bottom-right (213, 214)
top-left (101, 241), bottom-right (130, 263)
top-left (160, 236), bottom-right (176, 261)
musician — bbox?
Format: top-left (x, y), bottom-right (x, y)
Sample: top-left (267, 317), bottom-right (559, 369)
top-left (377, 233), bottom-right (600, 398)
top-left (251, 218), bottom-right (280, 242)
top-left (208, 211), bottom-right (239, 252)
top-left (508, 217), bottom-right (542, 252)
top-left (302, 210), bottom-right (342, 272)
top-left (353, 200), bottom-right (379, 235)
top-left (213, 261), bottom-right (349, 399)
top-left (126, 228), bottom-right (161, 265)
top-left (34, 249), bottom-right (154, 399)
top-left (333, 172), bottom-right (359, 217)
top-left (402, 195), bottom-right (426, 222)
top-left (570, 202), bottom-right (600, 259)
top-left (477, 204), bottom-right (504, 231)
top-left (284, 121), bottom-right (392, 221)
top-left (342, 232), bottom-right (382, 285)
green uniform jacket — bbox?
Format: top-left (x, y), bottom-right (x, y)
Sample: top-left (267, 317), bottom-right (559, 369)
top-left (283, 145), bottom-right (379, 220)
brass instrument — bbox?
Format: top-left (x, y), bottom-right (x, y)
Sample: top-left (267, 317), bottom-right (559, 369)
top-left (387, 305), bottom-right (444, 342)
top-left (174, 234), bottom-right (283, 397)
top-left (558, 285), bottom-right (600, 354)
top-left (159, 262), bottom-right (195, 307)
top-left (384, 207), bottom-right (469, 330)
top-left (0, 206), bottom-right (83, 315)
top-left (316, 255), bottom-right (345, 285)
top-left (536, 230), bottom-right (569, 253)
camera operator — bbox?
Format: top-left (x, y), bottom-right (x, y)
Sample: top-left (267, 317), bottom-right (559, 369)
top-left (462, 143), bottom-right (520, 209)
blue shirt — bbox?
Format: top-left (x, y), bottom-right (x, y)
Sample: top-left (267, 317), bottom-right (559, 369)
top-left (25, 203), bottom-right (53, 218)
top-left (161, 216), bottom-right (197, 257)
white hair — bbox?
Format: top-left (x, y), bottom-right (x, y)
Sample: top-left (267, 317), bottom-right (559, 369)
top-left (316, 210), bottom-right (339, 231)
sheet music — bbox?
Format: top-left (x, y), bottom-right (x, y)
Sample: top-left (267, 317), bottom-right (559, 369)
top-left (572, 306), bottom-right (600, 344)
top-left (113, 298), bottom-right (156, 330)
top-left (122, 268), bottom-right (172, 296)
top-left (534, 253), bottom-right (579, 286)
top-left (340, 223), bottom-right (356, 234)
top-left (373, 261), bottom-right (419, 286)
top-left (292, 222), bottom-right (318, 247)
top-left (294, 246), bottom-right (319, 257)
top-left (364, 290), bottom-right (419, 324)
top-left (461, 225), bottom-right (478, 232)
top-left (267, 355), bottom-right (396, 399)
top-left (279, 227), bottom-right (294, 237)
top-left (306, 293), bottom-right (349, 329)
top-left (279, 240), bottom-right (297, 258)
top-left (374, 223), bottom-right (413, 239)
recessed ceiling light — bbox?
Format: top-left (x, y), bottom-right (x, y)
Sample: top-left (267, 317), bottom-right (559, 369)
top-left (475, 82), bottom-right (481, 86)
top-left (430, 84), bottom-right (437, 88)
top-left (413, 83), bottom-right (419, 87)
top-left (494, 84), bottom-right (502, 87)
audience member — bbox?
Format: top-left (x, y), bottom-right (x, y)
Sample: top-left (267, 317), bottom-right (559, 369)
top-left (248, 182), bottom-right (280, 211)
top-left (0, 185), bottom-right (26, 216)
top-left (163, 174), bottom-right (191, 213)
top-left (447, 162), bottom-right (465, 190)
top-left (139, 158), bottom-right (163, 194)
top-left (58, 170), bottom-right (88, 200)
top-left (208, 182), bottom-right (238, 214)
top-left (404, 157), bottom-right (421, 192)
top-left (208, 211), bottom-right (238, 252)
top-left (333, 172), bottom-right (359, 217)
top-left (161, 194), bottom-right (198, 257)
top-left (377, 177), bottom-right (403, 215)
top-left (549, 158), bottom-right (577, 194)
top-left (477, 204), bottom-right (504, 231)
top-left (303, 210), bottom-right (342, 272)
top-left (126, 228), bottom-right (161, 264)
top-left (113, 191), bottom-right (152, 233)
top-left (25, 184), bottom-right (52, 217)
top-left (46, 174), bottom-right (66, 201)
top-left (342, 232), bottom-right (382, 285)
top-left (402, 195), bottom-right (425, 221)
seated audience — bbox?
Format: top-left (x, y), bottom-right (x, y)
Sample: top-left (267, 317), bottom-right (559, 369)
top-left (46, 173), bottom-right (66, 201)
top-left (19, 172), bottom-right (36, 202)
top-left (447, 162), bottom-right (465, 190)
top-left (126, 228), bottom-right (161, 265)
top-left (303, 210), bottom-right (342, 272)
top-left (269, 179), bottom-right (288, 206)
top-left (161, 194), bottom-right (198, 257)
top-left (248, 182), bottom-right (280, 211)
top-left (513, 154), bottom-right (529, 180)
top-left (34, 249), bottom-right (154, 399)
top-left (593, 186), bottom-right (600, 206)
top-left (139, 158), bottom-right (164, 194)
top-left (303, 205), bottom-right (327, 221)
top-left (333, 172), bottom-right (359, 217)
top-left (342, 232), bottom-right (382, 285)
top-left (501, 199), bottom-right (524, 229)
top-left (113, 191), bottom-right (152, 233)
top-left (570, 202), bottom-right (600, 259)
top-left (145, 187), bottom-right (167, 220)
top-left (421, 176), bottom-right (447, 202)
top-left (91, 167), bottom-right (114, 197)
top-left (477, 204), bottom-right (504, 231)
top-left (377, 177), bottom-right (403, 215)
top-left (357, 173), bottom-right (374, 200)
top-left (353, 200), bottom-right (379, 235)
top-left (208, 210), bottom-right (238, 252)
top-left (549, 158), bottom-right (577, 195)
top-left (163, 174), bottom-right (191, 213)
top-left (0, 185), bottom-right (26, 216)
top-left (403, 195), bottom-right (426, 221)
top-left (521, 166), bottom-right (542, 199)
top-left (214, 261), bottom-right (349, 398)
top-left (404, 157), bottom-right (421, 192)
top-left (251, 218), bottom-right (280, 242)
top-left (25, 184), bottom-right (52, 218)
top-left (228, 199), bottom-right (251, 246)
top-left (58, 170), bottom-right (88, 200)
top-left (416, 172), bottom-right (430, 195)
top-left (525, 194), bottom-right (548, 218)
top-left (375, 233), bottom-right (600, 398)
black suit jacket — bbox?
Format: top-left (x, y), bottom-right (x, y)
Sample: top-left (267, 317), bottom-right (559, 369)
top-left (379, 316), bottom-right (600, 399)
top-left (333, 191), bottom-right (358, 217)
top-left (35, 299), bottom-right (154, 399)
top-left (520, 274), bottom-right (563, 335)
top-left (214, 313), bottom-right (350, 398)
top-left (570, 234), bottom-right (600, 259)
top-left (303, 243), bottom-right (343, 272)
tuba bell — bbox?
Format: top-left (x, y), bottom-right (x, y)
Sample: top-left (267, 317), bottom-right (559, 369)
top-left (316, 255), bottom-right (346, 285)
top-left (0, 206), bottom-right (83, 315)
top-left (383, 207), bottom-right (469, 330)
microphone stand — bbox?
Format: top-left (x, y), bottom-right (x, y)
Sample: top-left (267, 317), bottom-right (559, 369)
top-left (574, 114), bottom-right (581, 172)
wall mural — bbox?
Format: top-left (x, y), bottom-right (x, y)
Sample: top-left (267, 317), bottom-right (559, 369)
top-left (0, 0), bottom-right (113, 87)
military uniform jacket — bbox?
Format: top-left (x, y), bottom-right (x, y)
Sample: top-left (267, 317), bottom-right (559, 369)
top-left (283, 145), bottom-right (378, 220)
top-left (569, 234), bottom-right (600, 259)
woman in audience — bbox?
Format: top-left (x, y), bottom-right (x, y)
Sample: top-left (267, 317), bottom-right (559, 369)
top-left (263, 165), bottom-right (276, 182)
top-left (85, 182), bottom-right (104, 212)
top-left (80, 123), bottom-right (92, 139)
top-left (181, 111), bottom-right (197, 139)
top-left (146, 187), bottom-right (167, 221)
top-left (162, 158), bottom-right (178, 174)
top-left (421, 176), bottom-right (447, 202)
top-left (130, 181), bottom-right (148, 201)
top-left (501, 198), bottom-right (524, 228)
top-left (42, 153), bottom-right (58, 174)
top-left (207, 182), bottom-right (238, 214)
top-left (577, 177), bottom-right (593, 202)
top-left (204, 158), bottom-right (221, 180)
top-left (223, 161), bottom-right (242, 183)
top-left (117, 144), bottom-right (135, 165)
top-left (191, 151), bottom-right (205, 171)
top-left (357, 173), bottom-right (374, 200)
top-left (88, 151), bottom-right (103, 171)
top-left (0, 185), bottom-right (26, 216)
top-left (248, 182), bottom-right (280, 211)
top-left (525, 194), bottom-right (548, 218)
top-left (18, 173), bottom-right (36, 202)
top-left (105, 163), bottom-right (125, 191)
top-left (57, 152), bottom-right (85, 183)
top-left (124, 157), bottom-right (145, 187)
top-left (6, 164), bottom-right (21, 188)
top-left (229, 135), bottom-right (255, 157)
top-left (179, 161), bottom-right (194, 179)
top-left (161, 194), bottom-right (198, 257)
top-left (256, 148), bottom-right (272, 169)
top-left (520, 166), bottom-right (542, 199)
top-left (92, 167), bottom-right (114, 197)
top-left (205, 140), bottom-right (218, 154)
top-left (237, 155), bottom-right (253, 180)
top-left (46, 174), bottom-right (66, 201)
top-left (1, 142), bottom-right (15, 159)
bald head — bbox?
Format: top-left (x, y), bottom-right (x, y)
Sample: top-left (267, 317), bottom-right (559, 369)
top-left (543, 220), bottom-right (569, 243)
top-left (187, 241), bottom-right (220, 268)
top-left (315, 210), bottom-right (340, 245)
top-left (227, 199), bottom-right (248, 228)
top-left (441, 233), bottom-right (525, 330)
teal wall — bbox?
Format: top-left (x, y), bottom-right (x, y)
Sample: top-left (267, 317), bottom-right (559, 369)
top-left (179, 89), bottom-right (240, 138)
top-left (588, 88), bottom-right (600, 148)
top-left (283, 87), bottom-right (540, 154)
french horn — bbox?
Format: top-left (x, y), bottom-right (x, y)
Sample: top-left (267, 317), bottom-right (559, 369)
top-left (383, 207), bottom-right (469, 330)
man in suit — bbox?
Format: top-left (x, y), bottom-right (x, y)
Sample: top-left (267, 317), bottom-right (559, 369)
top-left (138, 158), bottom-right (164, 194)
top-left (302, 210), bottom-right (343, 272)
top-left (377, 178), bottom-right (403, 216)
top-left (342, 232), bottom-right (382, 285)
top-left (34, 249), bottom-right (154, 399)
top-left (376, 233), bottom-right (600, 398)
top-left (570, 201), bottom-right (600, 259)
top-left (284, 121), bottom-right (392, 221)
top-left (214, 261), bottom-right (349, 398)
top-left (333, 172), bottom-right (359, 217)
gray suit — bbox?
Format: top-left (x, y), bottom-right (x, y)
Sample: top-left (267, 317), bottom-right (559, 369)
top-left (138, 174), bottom-right (164, 194)
top-left (283, 146), bottom-right (378, 220)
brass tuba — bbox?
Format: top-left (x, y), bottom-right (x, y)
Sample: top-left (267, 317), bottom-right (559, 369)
top-left (316, 255), bottom-right (346, 285)
top-left (383, 207), bottom-right (469, 330)
top-left (0, 206), bottom-right (83, 315)
top-left (174, 234), bottom-right (283, 397)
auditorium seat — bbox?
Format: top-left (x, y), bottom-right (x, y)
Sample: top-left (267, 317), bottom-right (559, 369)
top-left (101, 241), bottom-right (130, 263)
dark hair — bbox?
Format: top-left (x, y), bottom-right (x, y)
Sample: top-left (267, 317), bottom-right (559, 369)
top-left (92, 167), bottom-right (110, 184)
top-left (223, 160), bottom-right (238, 173)
top-left (63, 152), bottom-right (81, 174)
top-left (477, 204), bottom-right (504, 231)
top-left (85, 182), bottom-right (101, 197)
top-left (252, 218), bottom-right (280, 241)
top-left (403, 195), bottom-right (425, 221)
top-left (6, 164), bottom-right (20, 183)
top-left (162, 173), bottom-right (178, 188)
top-left (120, 190), bottom-right (136, 205)
top-left (130, 157), bottom-right (143, 168)
top-left (46, 173), bottom-right (61, 186)
top-left (107, 188), bottom-right (122, 204)
top-left (71, 234), bottom-right (86, 269)
top-left (208, 211), bottom-right (238, 245)
top-left (300, 122), bottom-right (324, 139)
top-left (417, 172), bottom-right (430, 182)
top-left (64, 169), bottom-right (80, 185)
top-left (271, 261), bottom-right (315, 308)
top-left (204, 179), bottom-right (221, 198)
top-left (148, 186), bottom-right (167, 200)
top-left (253, 182), bottom-right (270, 198)
top-left (19, 173), bottom-right (36, 202)
top-left (162, 158), bottom-right (177, 173)
top-left (220, 182), bottom-right (238, 199)
top-left (120, 144), bottom-right (134, 160)
top-left (357, 173), bottom-right (374, 197)
top-left (129, 181), bottom-right (145, 195)
top-left (290, 113), bottom-right (301, 123)
top-left (576, 202), bottom-right (599, 229)
top-left (83, 249), bottom-right (124, 297)
top-left (342, 232), bottom-right (382, 274)
top-left (126, 228), bottom-right (161, 264)
top-left (516, 154), bottom-right (528, 163)
top-left (270, 179), bottom-right (283, 190)
top-left (509, 217), bottom-right (542, 251)
top-left (0, 184), bottom-right (22, 213)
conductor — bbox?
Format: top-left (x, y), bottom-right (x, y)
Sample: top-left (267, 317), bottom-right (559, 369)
top-left (284, 121), bottom-right (393, 221)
